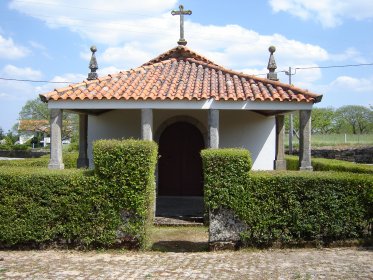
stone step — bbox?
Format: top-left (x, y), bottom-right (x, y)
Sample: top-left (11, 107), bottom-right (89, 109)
top-left (154, 216), bottom-right (204, 226)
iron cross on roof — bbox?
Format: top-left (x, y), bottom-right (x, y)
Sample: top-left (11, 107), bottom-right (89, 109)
top-left (171, 5), bottom-right (192, 46)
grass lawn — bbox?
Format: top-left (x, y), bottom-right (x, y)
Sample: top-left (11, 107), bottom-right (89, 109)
top-left (285, 133), bottom-right (373, 148)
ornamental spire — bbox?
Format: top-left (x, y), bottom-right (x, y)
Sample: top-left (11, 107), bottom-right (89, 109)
top-left (171, 4), bottom-right (192, 46)
top-left (88, 45), bottom-right (98, 80)
top-left (267, 46), bottom-right (278, 81)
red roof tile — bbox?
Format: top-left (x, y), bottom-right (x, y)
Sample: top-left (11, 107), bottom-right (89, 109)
top-left (40, 46), bottom-right (322, 103)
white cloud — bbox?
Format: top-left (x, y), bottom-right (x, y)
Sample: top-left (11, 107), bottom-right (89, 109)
top-left (8, 0), bottom-right (335, 89)
top-left (269, 0), bottom-right (373, 28)
top-left (98, 66), bottom-right (122, 76)
top-left (9, 0), bottom-right (178, 45)
top-left (35, 73), bottom-right (86, 94)
top-left (314, 75), bottom-right (373, 107)
top-left (101, 43), bottom-right (153, 69)
top-left (1, 65), bottom-right (43, 80)
top-left (0, 34), bottom-right (29, 59)
top-left (330, 76), bottom-right (373, 92)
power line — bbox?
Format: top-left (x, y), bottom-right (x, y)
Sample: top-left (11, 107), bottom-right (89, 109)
top-left (0, 77), bottom-right (72, 84)
top-left (1, 62), bottom-right (372, 84)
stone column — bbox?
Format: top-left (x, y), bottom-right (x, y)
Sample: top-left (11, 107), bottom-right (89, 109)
top-left (274, 114), bottom-right (286, 170)
top-left (48, 109), bottom-right (64, 170)
top-left (141, 109), bottom-right (153, 140)
top-left (208, 109), bottom-right (219, 148)
top-left (299, 110), bottom-right (313, 171)
top-left (77, 113), bottom-right (89, 168)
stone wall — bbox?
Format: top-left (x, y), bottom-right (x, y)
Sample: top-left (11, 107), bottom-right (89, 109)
top-left (289, 147), bottom-right (373, 164)
top-left (209, 208), bottom-right (248, 250)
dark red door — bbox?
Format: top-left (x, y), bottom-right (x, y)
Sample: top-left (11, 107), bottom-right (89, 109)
top-left (158, 122), bottom-right (204, 196)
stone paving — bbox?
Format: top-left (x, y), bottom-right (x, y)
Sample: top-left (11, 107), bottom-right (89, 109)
top-left (0, 248), bottom-right (372, 279)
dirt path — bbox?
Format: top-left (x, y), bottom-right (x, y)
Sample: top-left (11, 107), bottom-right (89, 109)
top-left (0, 248), bottom-right (372, 279)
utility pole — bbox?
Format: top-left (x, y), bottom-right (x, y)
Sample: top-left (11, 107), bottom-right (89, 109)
top-left (285, 66), bottom-right (295, 154)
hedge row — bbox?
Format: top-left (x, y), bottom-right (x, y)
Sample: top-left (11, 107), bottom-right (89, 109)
top-left (203, 149), bottom-right (373, 247)
top-left (286, 155), bottom-right (373, 174)
top-left (0, 140), bottom-right (157, 249)
top-left (93, 139), bottom-right (158, 247)
top-left (0, 152), bottom-right (78, 169)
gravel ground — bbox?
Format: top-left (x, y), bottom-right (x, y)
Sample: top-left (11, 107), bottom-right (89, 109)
top-left (0, 247), bottom-right (372, 279)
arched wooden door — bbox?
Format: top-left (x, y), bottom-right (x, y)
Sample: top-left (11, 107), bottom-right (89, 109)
top-left (158, 122), bottom-right (204, 196)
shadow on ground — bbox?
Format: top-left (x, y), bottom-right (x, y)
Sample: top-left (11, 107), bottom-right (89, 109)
top-left (151, 241), bottom-right (209, 252)
top-left (150, 226), bottom-right (209, 252)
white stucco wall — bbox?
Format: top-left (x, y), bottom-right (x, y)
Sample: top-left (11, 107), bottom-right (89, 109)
top-left (87, 109), bottom-right (141, 167)
top-left (87, 109), bottom-right (275, 170)
top-left (220, 111), bottom-right (276, 170)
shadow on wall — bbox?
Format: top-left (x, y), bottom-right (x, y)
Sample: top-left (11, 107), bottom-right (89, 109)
top-left (220, 110), bottom-right (275, 170)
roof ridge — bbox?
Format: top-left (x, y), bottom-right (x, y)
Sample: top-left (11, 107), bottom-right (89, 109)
top-left (141, 45), bottom-right (221, 67)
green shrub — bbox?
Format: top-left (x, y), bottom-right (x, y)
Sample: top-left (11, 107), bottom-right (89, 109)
top-left (286, 155), bottom-right (373, 174)
top-left (220, 171), bottom-right (372, 246)
top-left (94, 139), bottom-right (158, 247)
top-left (0, 158), bottom-right (48, 168)
top-left (201, 149), bottom-right (252, 210)
top-left (13, 144), bottom-right (30, 151)
top-left (0, 152), bottom-right (78, 169)
top-left (203, 149), bottom-right (373, 247)
top-left (0, 139), bottom-right (158, 249)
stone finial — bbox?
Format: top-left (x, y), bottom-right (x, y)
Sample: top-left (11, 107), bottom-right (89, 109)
top-left (88, 45), bottom-right (98, 80)
top-left (267, 45), bottom-right (278, 81)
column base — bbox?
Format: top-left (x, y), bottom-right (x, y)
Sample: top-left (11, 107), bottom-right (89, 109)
top-left (77, 158), bottom-right (89, 168)
top-left (299, 162), bottom-right (313, 171)
top-left (274, 160), bottom-right (287, 170)
top-left (48, 162), bottom-right (65, 170)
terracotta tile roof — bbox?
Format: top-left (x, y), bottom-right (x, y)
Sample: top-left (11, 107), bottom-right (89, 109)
top-left (40, 46), bottom-right (322, 103)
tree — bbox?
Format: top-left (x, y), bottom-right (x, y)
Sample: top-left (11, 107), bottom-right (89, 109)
top-left (19, 98), bottom-right (49, 120)
top-left (311, 107), bottom-right (335, 134)
top-left (0, 127), bottom-right (4, 140)
top-left (334, 105), bottom-right (373, 134)
top-left (18, 97), bottom-right (79, 140)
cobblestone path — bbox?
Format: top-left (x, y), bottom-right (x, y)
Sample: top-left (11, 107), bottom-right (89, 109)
top-left (0, 248), bottom-right (372, 279)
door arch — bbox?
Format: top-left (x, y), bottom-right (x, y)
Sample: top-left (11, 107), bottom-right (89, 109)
top-left (158, 121), bottom-right (204, 196)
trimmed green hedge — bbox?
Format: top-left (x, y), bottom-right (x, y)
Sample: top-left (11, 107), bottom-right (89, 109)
top-left (0, 140), bottom-right (157, 249)
top-left (202, 149), bottom-right (251, 220)
top-left (93, 139), bottom-right (158, 247)
top-left (286, 155), bottom-right (373, 174)
top-left (202, 149), bottom-right (373, 247)
top-left (0, 152), bottom-right (78, 169)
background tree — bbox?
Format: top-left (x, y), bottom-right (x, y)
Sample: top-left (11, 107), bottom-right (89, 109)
top-left (19, 98), bottom-right (49, 120)
top-left (0, 127), bottom-right (4, 140)
top-left (18, 97), bottom-right (79, 141)
top-left (311, 107), bottom-right (335, 134)
top-left (334, 105), bottom-right (373, 134)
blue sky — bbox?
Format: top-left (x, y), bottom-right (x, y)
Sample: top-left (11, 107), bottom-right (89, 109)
top-left (0, 0), bottom-right (372, 132)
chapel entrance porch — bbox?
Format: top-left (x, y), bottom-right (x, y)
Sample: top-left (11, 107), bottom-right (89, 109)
top-left (156, 121), bottom-right (205, 220)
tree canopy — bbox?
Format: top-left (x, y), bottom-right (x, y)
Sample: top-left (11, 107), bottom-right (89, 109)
top-left (285, 105), bottom-right (372, 135)
top-left (18, 97), bottom-right (78, 140)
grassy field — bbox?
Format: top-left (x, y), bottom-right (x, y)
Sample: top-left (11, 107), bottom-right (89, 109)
top-left (285, 133), bottom-right (373, 148)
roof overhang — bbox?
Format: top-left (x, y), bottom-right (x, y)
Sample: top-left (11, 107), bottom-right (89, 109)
top-left (48, 99), bottom-right (314, 111)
